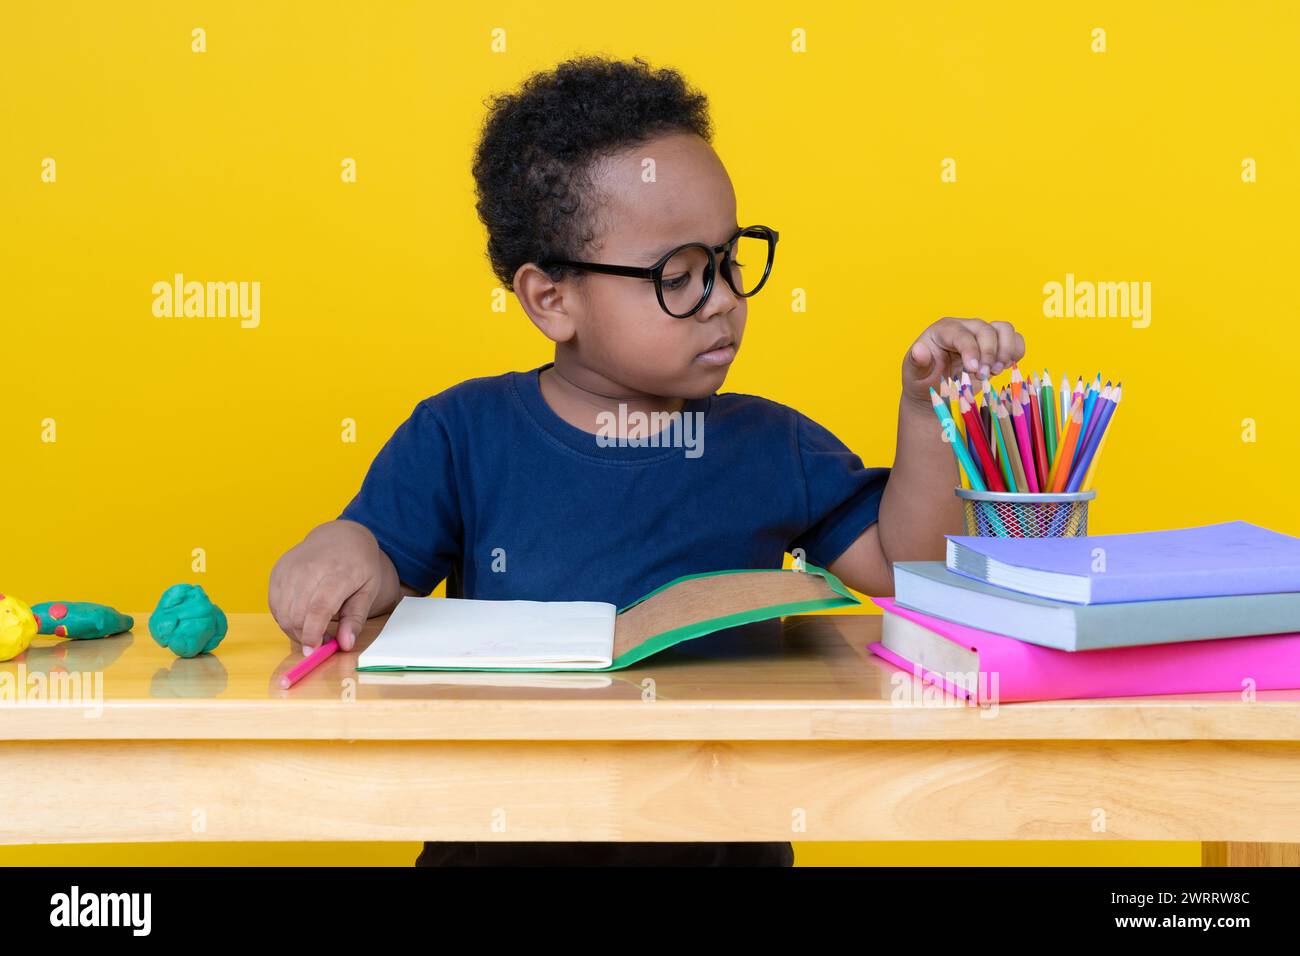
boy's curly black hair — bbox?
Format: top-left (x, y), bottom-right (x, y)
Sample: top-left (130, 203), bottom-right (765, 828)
top-left (471, 55), bottom-right (713, 290)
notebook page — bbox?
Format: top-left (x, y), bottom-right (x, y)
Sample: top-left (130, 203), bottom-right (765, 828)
top-left (358, 597), bottom-right (617, 669)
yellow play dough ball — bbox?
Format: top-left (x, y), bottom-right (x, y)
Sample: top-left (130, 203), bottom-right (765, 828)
top-left (0, 592), bottom-right (38, 662)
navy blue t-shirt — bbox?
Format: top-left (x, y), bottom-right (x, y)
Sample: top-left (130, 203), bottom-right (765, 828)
top-left (337, 365), bottom-right (889, 608)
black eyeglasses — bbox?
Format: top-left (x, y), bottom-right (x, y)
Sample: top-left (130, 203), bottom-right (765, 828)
top-left (538, 224), bottom-right (779, 318)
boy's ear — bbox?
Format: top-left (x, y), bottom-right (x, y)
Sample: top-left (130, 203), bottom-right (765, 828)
top-left (512, 263), bottom-right (576, 343)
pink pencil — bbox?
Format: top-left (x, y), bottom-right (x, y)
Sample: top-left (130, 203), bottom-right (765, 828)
top-left (1010, 397), bottom-right (1040, 492)
top-left (280, 638), bottom-right (339, 689)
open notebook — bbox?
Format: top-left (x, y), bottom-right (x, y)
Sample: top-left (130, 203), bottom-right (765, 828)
top-left (356, 564), bottom-right (859, 672)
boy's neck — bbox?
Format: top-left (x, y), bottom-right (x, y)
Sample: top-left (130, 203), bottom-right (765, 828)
top-left (538, 360), bottom-right (686, 436)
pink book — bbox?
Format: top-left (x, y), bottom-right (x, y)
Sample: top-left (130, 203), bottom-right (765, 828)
top-left (869, 597), bottom-right (1300, 703)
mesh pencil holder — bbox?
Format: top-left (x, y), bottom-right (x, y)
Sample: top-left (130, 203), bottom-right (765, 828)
top-left (956, 489), bottom-right (1096, 538)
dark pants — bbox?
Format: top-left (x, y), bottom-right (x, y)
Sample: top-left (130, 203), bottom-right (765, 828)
top-left (416, 841), bottom-right (794, 866)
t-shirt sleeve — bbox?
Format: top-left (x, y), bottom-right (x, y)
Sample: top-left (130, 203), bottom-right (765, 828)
top-left (336, 399), bottom-right (462, 594)
top-left (789, 410), bottom-right (891, 567)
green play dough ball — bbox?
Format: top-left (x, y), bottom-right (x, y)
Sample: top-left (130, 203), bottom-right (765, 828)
top-left (148, 583), bottom-right (228, 658)
top-left (31, 601), bottom-right (134, 639)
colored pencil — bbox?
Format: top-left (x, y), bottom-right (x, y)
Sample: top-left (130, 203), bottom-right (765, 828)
top-left (1081, 375), bottom-right (1101, 436)
top-left (945, 380), bottom-right (964, 437)
top-left (1027, 386), bottom-right (1049, 491)
top-left (1020, 388), bottom-right (1045, 491)
top-left (280, 638), bottom-right (339, 689)
top-left (951, 379), bottom-right (974, 458)
top-left (941, 381), bottom-right (970, 489)
top-left (1009, 363), bottom-right (1023, 403)
top-left (1010, 394), bottom-right (1039, 492)
top-left (930, 388), bottom-right (985, 491)
top-left (1040, 371), bottom-right (1057, 465)
top-left (1059, 372), bottom-right (1070, 438)
top-left (1081, 428), bottom-right (1110, 491)
top-left (964, 422), bottom-right (984, 484)
top-left (979, 387), bottom-right (994, 461)
top-left (1024, 378), bottom-right (1039, 482)
top-left (989, 391), bottom-right (1019, 492)
top-left (997, 393), bottom-right (1027, 493)
top-left (950, 380), bottom-right (971, 442)
top-left (1075, 382), bottom-right (1112, 473)
top-left (1048, 386), bottom-right (1073, 477)
top-left (1067, 383), bottom-right (1121, 492)
top-left (959, 395), bottom-right (1005, 492)
top-left (1064, 376), bottom-right (1083, 449)
top-left (1048, 396), bottom-right (1085, 492)
top-left (965, 384), bottom-right (991, 476)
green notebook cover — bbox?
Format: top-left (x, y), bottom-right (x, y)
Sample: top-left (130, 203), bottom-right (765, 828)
top-left (356, 564), bottom-right (860, 672)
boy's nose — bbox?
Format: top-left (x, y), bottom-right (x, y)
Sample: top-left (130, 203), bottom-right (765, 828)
top-left (695, 280), bottom-right (741, 321)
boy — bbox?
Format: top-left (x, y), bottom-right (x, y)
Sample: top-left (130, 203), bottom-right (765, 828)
top-left (268, 56), bottom-right (1024, 866)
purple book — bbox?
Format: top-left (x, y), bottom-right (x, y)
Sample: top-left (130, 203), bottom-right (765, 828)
top-left (945, 521), bottom-right (1300, 605)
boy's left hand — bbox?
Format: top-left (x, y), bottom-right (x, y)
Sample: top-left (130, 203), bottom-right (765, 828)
top-left (902, 317), bottom-right (1025, 405)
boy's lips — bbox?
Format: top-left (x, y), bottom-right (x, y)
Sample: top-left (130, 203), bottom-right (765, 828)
top-left (696, 338), bottom-right (737, 367)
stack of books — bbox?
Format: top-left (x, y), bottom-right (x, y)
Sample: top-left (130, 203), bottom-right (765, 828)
top-left (869, 521), bottom-right (1300, 703)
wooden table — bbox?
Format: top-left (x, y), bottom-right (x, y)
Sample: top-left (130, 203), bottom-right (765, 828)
top-left (2, 612), bottom-right (1298, 866)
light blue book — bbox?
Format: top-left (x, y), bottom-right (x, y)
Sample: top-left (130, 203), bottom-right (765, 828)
top-left (894, 561), bottom-right (1300, 651)
top-left (946, 521), bottom-right (1300, 605)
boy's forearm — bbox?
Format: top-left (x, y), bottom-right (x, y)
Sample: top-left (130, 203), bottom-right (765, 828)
top-left (876, 395), bottom-right (963, 565)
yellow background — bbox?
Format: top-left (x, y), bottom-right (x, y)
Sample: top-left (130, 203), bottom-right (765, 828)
top-left (3, 1), bottom-right (1291, 867)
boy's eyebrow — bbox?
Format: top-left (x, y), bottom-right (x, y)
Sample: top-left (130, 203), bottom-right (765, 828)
top-left (645, 223), bottom-right (741, 262)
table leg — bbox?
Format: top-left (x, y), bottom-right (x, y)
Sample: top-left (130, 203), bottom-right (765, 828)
top-left (1202, 843), bottom-right (1300, 866)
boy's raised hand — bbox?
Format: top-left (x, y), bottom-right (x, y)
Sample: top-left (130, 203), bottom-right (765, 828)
top-left (268, 520), bottom-right (392, 653)
top-left (902, 317), bottom-right (1025, 404)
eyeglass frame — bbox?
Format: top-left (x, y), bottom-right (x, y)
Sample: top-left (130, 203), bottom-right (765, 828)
top-left (537, 224), bottom-right (780, 318)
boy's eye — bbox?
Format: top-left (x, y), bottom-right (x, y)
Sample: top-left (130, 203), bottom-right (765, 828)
top-left (662, 273), bottom-right (691, 291)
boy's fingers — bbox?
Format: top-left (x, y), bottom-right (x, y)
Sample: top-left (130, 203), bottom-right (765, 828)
top-left (931, 322), bottom-right (982, 374)
top-left (989, 321), bottom-right (1020, 369)
top-left (299, 575), bottom-right (351, 650)
top-left (907, 340), bottom-right (946, 382)
top-left (284, 583), bottom-right (309, 643)
top-left (268, 573), bottom-right (295, 639)
top-left (909, 340), bottom-right (935, 368)
top-left (961, 320), bottom-right (999, 375)
top-left (334, 588), bottom-right (373, 652)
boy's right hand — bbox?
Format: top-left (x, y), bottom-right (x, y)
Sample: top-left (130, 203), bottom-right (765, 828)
top-left (268, 520), bottom-right (393, 653)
